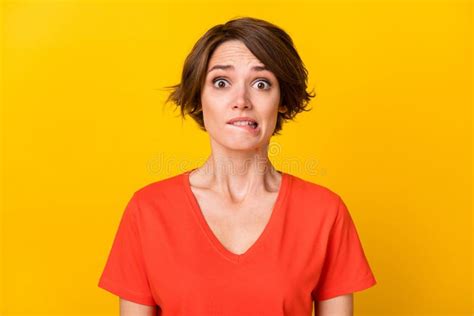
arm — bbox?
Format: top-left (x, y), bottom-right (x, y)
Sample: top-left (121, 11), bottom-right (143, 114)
top-left (315, 293), bottom-right (353, 316)
top-left (120, 298), bottom-right (157, 316)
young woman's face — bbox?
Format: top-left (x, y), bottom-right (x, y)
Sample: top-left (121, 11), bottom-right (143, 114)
top-left (201, 40), bottom-right (281, 152)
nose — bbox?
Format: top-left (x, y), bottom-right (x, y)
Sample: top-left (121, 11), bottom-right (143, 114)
top-left (232, 83), bottom-right (252, 110)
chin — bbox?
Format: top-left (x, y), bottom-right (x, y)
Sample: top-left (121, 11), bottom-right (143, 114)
top-left (228, 144), bottom-right (259, 151)
top-left (211, 135), bottom-right (256, 151)
top-left (225, 137), bottom-right (266, 151)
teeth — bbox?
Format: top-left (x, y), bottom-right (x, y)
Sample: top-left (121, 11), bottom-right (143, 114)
top-left (231, 121), bottom-right (257, 128)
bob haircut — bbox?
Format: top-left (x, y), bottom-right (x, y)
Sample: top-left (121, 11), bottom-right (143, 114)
top-left (165, 16), bottom-right (315, 136)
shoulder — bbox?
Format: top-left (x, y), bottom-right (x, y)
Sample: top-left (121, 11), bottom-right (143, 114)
top-left (287, 172), bottom-right (342, 207)
top-left (131, 172), bottom-right (185, 204)
top-left (286, 172), bottom-right (345, 226)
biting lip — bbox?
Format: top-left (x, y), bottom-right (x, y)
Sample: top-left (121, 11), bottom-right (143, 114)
top-left (227, 122), bottom-right (260, 135)
top-left (226, 116), bottom-right (258, 125)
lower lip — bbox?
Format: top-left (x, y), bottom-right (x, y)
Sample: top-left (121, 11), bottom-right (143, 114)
top-left (227, 123), bottom-right (260, 135)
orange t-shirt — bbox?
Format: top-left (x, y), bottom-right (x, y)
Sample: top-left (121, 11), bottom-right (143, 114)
top-left (98, 169), bottom-right (377, 315)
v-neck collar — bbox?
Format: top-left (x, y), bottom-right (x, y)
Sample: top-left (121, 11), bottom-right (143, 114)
top-left (182, 168), bottom-right (291, 264)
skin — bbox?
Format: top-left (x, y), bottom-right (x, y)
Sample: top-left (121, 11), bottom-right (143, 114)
top-left (119, 39), bottom-right (353, 315)
top-left (315, 294), bottom-right (353, 315)
top-left (119, 299), bottom-right (156, 315)
top-left (196, 39), bottom-right (285, 188)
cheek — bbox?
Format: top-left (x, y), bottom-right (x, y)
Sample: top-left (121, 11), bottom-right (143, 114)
top-left (201, 86), bottom-right (222, 110)
top-left (201, 96), bottom-right (224, 128)
top-left (259, 94), bottom-right (280, 121)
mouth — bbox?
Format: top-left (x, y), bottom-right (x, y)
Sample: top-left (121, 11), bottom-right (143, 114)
top-left (227, 120), bottom-right (259, 129)
top-left (226, 120), bottom-right (260, 134)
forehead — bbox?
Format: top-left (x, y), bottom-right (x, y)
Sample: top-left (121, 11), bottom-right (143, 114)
top-left (207, 40), bottom-right (263, 68)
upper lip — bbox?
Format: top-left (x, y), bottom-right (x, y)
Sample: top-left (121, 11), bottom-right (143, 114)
top-left (227, 117), bottom-right (258, 125)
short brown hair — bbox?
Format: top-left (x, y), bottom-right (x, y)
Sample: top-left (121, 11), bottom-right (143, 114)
top-left (164, 16), bottom-right (315, 136)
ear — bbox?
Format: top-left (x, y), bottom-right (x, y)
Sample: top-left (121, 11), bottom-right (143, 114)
top-left (278, 105), bottom-right (287, 114)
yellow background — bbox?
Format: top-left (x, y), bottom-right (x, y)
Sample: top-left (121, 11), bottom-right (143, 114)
top-left (1, 0), bottom-right (472, 315)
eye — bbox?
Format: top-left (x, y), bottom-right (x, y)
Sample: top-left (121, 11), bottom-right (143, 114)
top-left (212, 78), bottom-right (229, 89)
top-left (211, 77), bottom-right (272, 90)
top-left (253, 79), bottom-right (272, 90)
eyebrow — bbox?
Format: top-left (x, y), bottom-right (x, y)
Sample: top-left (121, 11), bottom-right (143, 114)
top-left (207, 64), bottom-right (269, 74)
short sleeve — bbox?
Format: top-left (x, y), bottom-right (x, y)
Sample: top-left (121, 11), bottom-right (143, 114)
top-left (98, 193), bottom-right (156, 306)
top-left (312, 196), bottom-right (377, 301)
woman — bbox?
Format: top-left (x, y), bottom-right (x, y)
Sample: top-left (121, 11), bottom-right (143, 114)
top-left (98, 17), bottom-right (377, 316)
